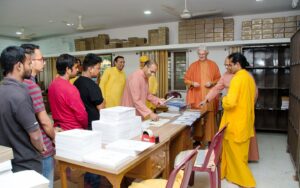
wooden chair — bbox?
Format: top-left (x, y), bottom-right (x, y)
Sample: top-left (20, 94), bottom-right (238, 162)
top-left (174, 125), bottom-right (227, 188)
top-left (164, 91), bottom-right (182, 99)
top-left (129, 146), bottom-right (199, 188)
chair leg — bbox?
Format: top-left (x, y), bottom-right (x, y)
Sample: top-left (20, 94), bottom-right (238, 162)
top-left (209, 171), bottom-right (217, 188)
top-left (188, 171), bottom-right (195, 186)
top-left (217, 166), bottom-right (221, 188)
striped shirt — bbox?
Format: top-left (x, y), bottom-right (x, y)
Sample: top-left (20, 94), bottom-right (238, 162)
top-left (23, 78), bottom-right (55, 158)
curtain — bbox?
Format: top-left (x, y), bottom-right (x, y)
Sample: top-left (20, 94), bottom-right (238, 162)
top-left (43, 57), bottom-right (58, 89)
top-left (141, 50), bottom-right (168, 98)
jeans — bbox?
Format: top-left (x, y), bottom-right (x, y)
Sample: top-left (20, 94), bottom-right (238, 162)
top-left (42, 156), bottom-right (54, 188)
top-left (84, 172), bottom-right (101, 188)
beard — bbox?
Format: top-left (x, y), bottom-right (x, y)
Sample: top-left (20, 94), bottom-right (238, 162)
top-left (23, 69), bottom-right (32, 79)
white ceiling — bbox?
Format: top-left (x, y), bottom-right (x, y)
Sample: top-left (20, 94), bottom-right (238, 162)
top-left (0, 0), bottom-right (299, 40)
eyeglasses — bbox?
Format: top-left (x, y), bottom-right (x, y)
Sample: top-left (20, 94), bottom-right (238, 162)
top-left (32, 57), bottom-right (45, 62)
top-left (224, 64), bottom-right (233, 68)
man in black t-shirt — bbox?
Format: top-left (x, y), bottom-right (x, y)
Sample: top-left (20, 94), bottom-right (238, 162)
top-left (74, 53), bottom-right (104, 188)
top-left (74, 53), bottom-right (104, 130)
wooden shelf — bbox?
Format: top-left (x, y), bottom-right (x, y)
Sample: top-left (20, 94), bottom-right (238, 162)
top-left (44, 38), bottom-right (291, 57)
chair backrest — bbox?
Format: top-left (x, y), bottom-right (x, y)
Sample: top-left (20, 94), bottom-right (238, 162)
top-left (166, 146), bottom-right (199, 188)
top-left (164, 91), bottom-right (182, 99)
top-left (201, 124), bottom-right (227, 169)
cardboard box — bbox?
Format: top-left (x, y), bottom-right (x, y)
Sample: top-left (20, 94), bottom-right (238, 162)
top-left (242, 35), bottom-right (252, 40)
top-left (204, 38), bottom-right (214, 42)
top-left (263, 24), bottom-right (273, 29)
top-left (252, 34), bottom-right (262, 40)
top-left (214, 18), bottom-right (224, 24)
top-left (224, 37), bottom-right (234, 41)
top-left (214, 27), bottom-right (224, 33)
top-left (242, 31), bottom-right (252, 36)
top-left (195, 28), bottom-right (205, 34)
top-left (195, 38), bottom-right (205, 43)
top-left (205, 33), bottom-right (214, 38)
top-left (214, 37), bottom-right (223, 42)
top-left (85, 37), bottom-right (94, 50)
top-left (242, 26), bottom-right (252, 31)
top-left (196, 33), bottom-right (205, 39)
top-left (224, 18), bottom-right (234, 24)
top-left (285, 27), bottom-right (297, 33)
top-left (285, 32), bottom-right (295, 38)
top-left (285, 21), bottom-right (297, 27)
top-left (285, 16), bottom-right (296, 22)
top-left (204, 18), bottom-right (214, 24)
top-left (136, 38), bottom-right (147, 46)
top-left (214, 23), bottom-right (224, 28)
top-left (273, 23), bottom-right (285, 28)
top-left (252, 19), bottom-right (262, 25)
top-left (273, 27), bottom-right (285, 33)
top-left (74, 39), bottom-right (86, 51)
top-left (214, 33), bottom-right (224, 38)
top-left (224, 27), bottom-right (234, 33)
top-left (186, 39), bottom-right (195, 43)
top-left (122, 41), bottom-right (136, 47)
top-left (263, 34), bottom-right (273, 39)
top-left (242, 21), bottom-right (252, 27)
top-left (263, 18), bottom-right (273, 24)
top-left (195, 19), bottom-right (205, 25)
top-left (205, 27), bottom-right (214, 33)
top-left (252, 24), bottom-right (262, 30)
top-left (224, 33), bottom-right (234, 38)
top-left (273, 17), bottom-right (285, 23)
top-left (263, 29), bottom-right (273, 34)
top-left (273, 33), bottom-right (285, 38)
top-left (252, 29), bottom-right (262, 35)
top-left (93, 37), bottom-right (104, 49)
top-left (205, 23), bottom-right (214, 28)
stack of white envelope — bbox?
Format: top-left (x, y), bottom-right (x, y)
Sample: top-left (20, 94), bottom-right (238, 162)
top-left (92, 106), bottom-right (142, 144)
top-left (56, 129), bottom-right (101, 161)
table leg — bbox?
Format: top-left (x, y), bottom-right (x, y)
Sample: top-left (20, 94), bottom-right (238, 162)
top-left (59, 161), bottom-right (68, 188)
top-left (105, 174), bottom-right (124, 188)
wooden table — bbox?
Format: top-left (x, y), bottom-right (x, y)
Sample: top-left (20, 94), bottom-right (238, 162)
top-left (56, 110), bottom-right (207, 188)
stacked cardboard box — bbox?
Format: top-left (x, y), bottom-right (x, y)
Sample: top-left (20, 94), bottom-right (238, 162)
top-left (241, 20), bottom-right (252, 40)
top-left (285, 16), bottom-right (297, 38)
top-left (94, 34), bottom-right (109, 49)
top-left (214, 18), bottom-right (224, 42)
top-left (158, 27), bottom-right (169, 44)
top-left (148, 27), bottom-right (169, 45)
top-left (178, 21), bottom-right (187, 43)
top-left (127, 37), bottom-right (147, 47)
top-left (204, 18), bottom-right (214, 42)
top-left (273, 17), bottom-right (285, 38)
top-left (84, 37), bottom-right (95, 50)
top-left (74, 39), bottom-right (86, 51)
top-left (262, 18), bottom-right (273, 39)
top-left (224, 18), bottom-right (234, 41)
top-left (195, 19), bottom-right (205, 43)
top-left (297, 16), bottom-right (300, 30)
top-left (251, 19), bottom-right (263, 40)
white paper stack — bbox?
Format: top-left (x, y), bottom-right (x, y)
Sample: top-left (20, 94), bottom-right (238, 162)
top-left (56, 129), bottom-right (101, 161)
top-left (0, 160), bottom-right (12, 175)
top-left (92, 106), bottom-right (142, 144)
top-left (105, 139), bottom-right (154, 156)
top-left (0, 170), bottom-right (49, 188)
top-left (281, 96), bottom-right (289, 110)
top-left (171, 111), bottom-right (201, 126)
top-left (83, 149), bottom-right (133, 170)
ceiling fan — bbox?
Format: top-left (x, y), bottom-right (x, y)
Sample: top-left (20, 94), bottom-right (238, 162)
top-left (162, 0), bottom-right (222, 19)
top-left (18, 27), bottom-right (36, 40)
top-left (72, 15), bottom-right (105, 32)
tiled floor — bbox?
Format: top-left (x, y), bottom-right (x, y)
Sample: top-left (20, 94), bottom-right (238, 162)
top-left (190, 132), bottom-right (299, 188)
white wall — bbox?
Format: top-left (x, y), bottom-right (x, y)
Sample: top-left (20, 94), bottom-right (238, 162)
top-left (0, 37), bottom-right (21, 52)
top-left (112, 52), bottom-right (140, 76)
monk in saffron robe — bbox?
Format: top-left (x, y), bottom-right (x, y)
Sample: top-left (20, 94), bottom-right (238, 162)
top-left (122, 60), bottom-right (165, 121)
top-left (100, 56), bottom-right (126, 107)
top-left (219, 53), bottom-right (256, 188)
top-left (201, 57), bottom-right (259, 162)
top-left (184, 47), bottom-right (221, 142)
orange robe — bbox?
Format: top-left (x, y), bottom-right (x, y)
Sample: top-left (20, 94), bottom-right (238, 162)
top-left (184, 59), bottom-right (221, 142)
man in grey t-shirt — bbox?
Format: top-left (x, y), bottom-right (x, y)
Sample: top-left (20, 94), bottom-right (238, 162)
top-left (0, 46), bottom-right (44, 173)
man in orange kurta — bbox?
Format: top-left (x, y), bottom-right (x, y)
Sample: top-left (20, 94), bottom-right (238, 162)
top-left (184, 47), bottom-right (221, 142)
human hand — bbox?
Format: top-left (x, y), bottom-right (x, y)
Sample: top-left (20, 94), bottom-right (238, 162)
top-left (158, 98), bottom-right (166, 106)
top-left (193, 82), bottom-right (200, 88)
top-left (199, 99), bottom-right (208, 107)
top-left (205, 82), bottom-right (212, 88)
top-left (150, 112), bottom-right (159, 121)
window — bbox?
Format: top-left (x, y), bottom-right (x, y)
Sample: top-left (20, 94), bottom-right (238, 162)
top-left (168, 51), bottom-right (188, 91)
